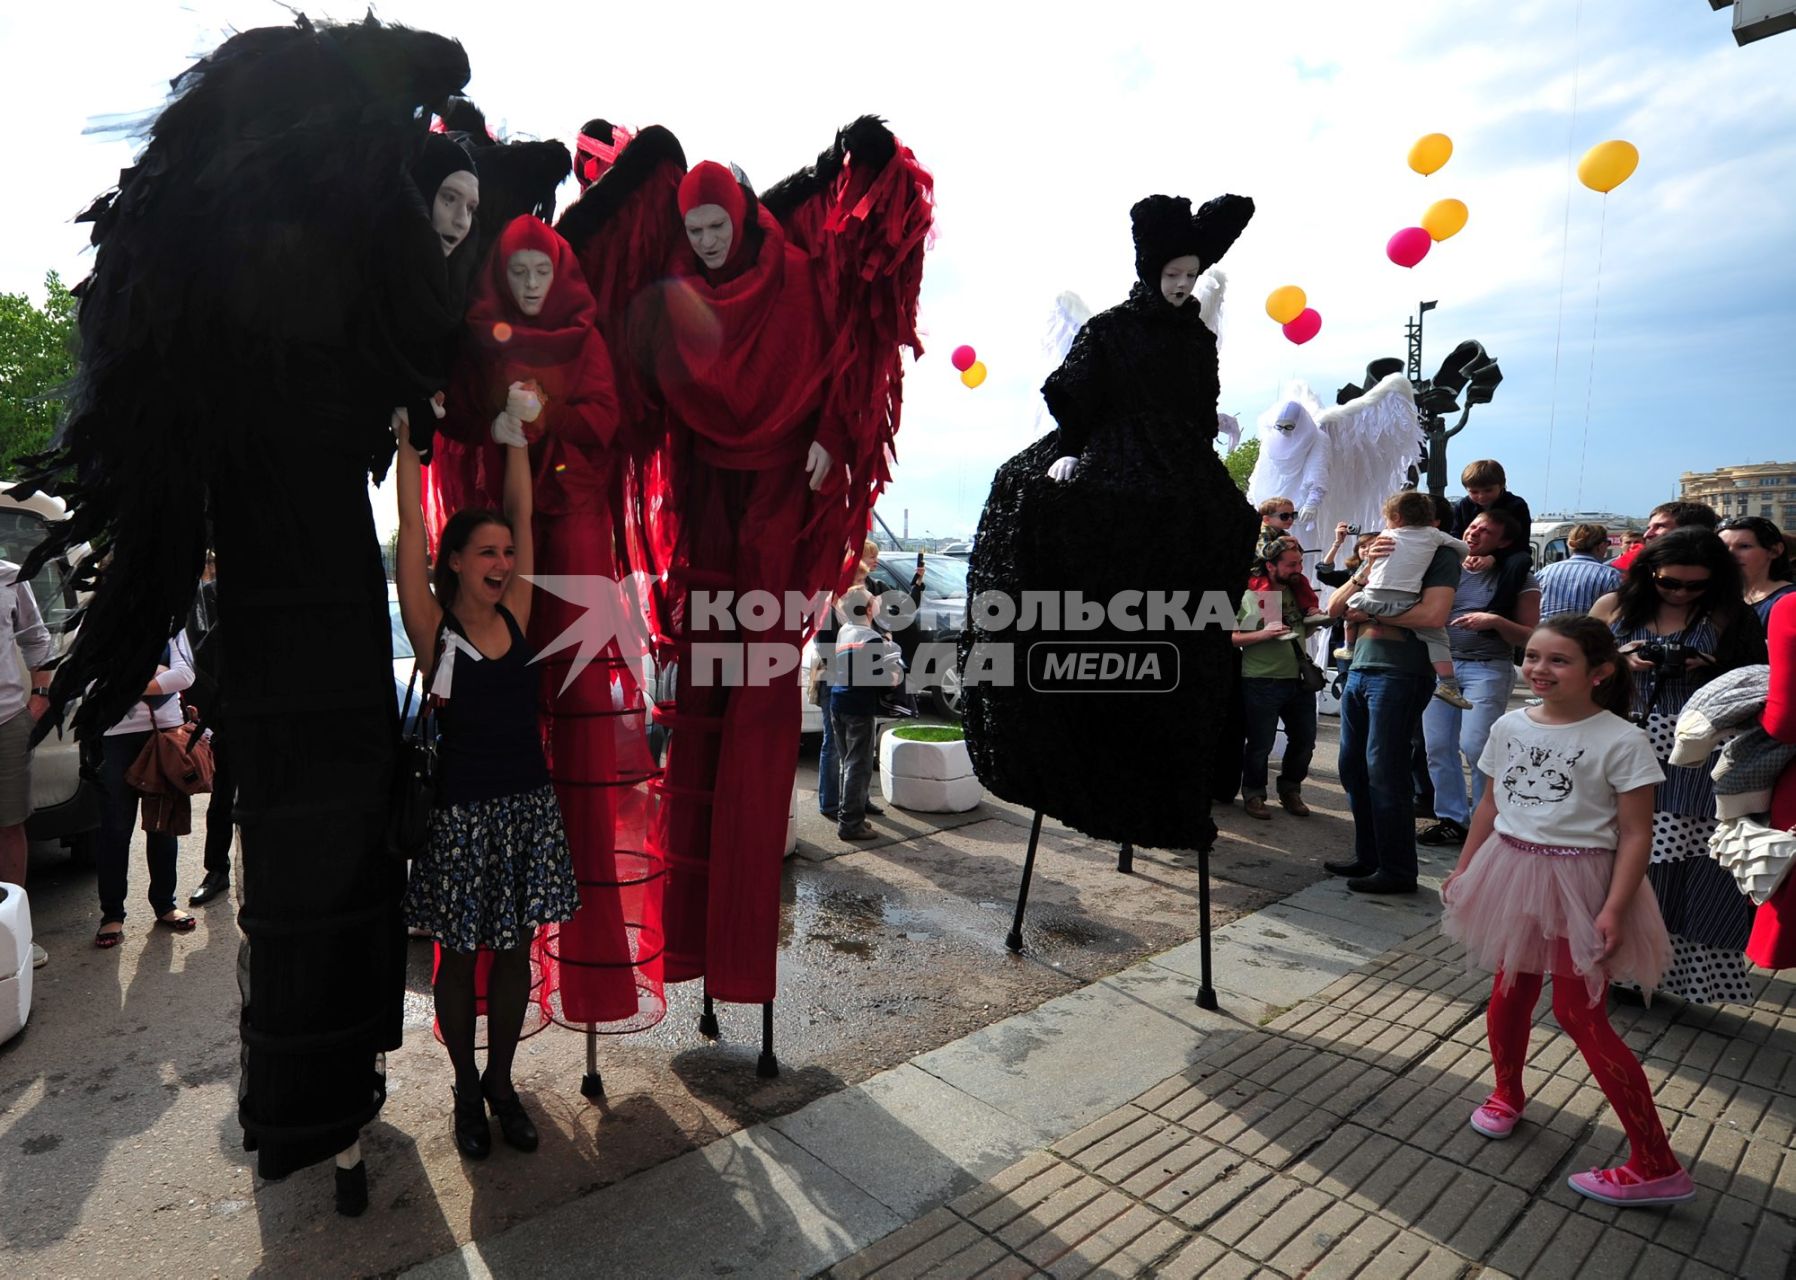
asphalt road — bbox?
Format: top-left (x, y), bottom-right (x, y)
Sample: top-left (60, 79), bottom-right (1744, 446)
top-left (0, 722), bottom-right (1350, 1279)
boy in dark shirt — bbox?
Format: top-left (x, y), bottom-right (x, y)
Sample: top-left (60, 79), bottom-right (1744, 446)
top-left (1450, 459), bottom-right (1531, 539)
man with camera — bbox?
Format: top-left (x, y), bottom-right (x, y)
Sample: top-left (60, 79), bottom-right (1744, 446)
top-left (1417, 509), bottom-right (1541, 847)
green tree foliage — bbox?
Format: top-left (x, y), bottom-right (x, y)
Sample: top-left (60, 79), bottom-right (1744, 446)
top-left (0, 272), bottom-right (77, 471)
top-left (1224, 437), bottom-right (1259, 492)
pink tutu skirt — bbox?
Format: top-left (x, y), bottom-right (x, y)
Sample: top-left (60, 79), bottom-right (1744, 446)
top-left (1441, 832), bottom-right (1672, 1003)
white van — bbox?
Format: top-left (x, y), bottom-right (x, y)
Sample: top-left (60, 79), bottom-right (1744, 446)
top-left (0, 483), bottom-right (98, 852)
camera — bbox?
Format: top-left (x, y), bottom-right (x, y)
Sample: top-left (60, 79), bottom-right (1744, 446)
top-left (1635, 639), bottom-right (1690, 671)
top-left (1345, 524), bottom-right (1362, 535)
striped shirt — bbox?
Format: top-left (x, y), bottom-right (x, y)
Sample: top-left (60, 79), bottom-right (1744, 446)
top-left (1537, 552), bottom-right (1622, 620)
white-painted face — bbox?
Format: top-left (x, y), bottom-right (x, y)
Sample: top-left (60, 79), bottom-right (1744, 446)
top-left (684, 203), bottom-right (734, 270)
top-left (505, 249), bottom-right (554, 316)
top-left (432, 170), bottom-right (479, 257)
top-left (1160, 254), bottom-right (1203, 306)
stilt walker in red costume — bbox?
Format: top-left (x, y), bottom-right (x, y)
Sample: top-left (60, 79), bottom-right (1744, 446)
top-left (556, 118), bottom-right (931, 1070)
top-left (437, 215), bottom-right (666, 1062)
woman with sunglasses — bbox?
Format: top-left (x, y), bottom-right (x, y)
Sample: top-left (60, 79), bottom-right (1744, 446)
top-left (1718, 516), bottom-right (1795, 627)
top-left (1590, 529), bottom-right (1767, 1004)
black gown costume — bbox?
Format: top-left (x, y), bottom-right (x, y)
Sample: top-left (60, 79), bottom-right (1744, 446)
top-left (962, 194), bottom-right (1257, 852)
top-left (20, 17), bottom-right (476, 1180)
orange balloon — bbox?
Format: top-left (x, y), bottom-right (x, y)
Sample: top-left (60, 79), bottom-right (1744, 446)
top-left (1578, 140), bottom-right (1639, 193)
top-left (1420, 199), bottom-right (1468, 241)
top-left (1408, 133), bottom-right (1453, 176)
top-left (960, 361), bottom-right (988, 389)
top-left (1265, 285), bottom-right (1307, 325)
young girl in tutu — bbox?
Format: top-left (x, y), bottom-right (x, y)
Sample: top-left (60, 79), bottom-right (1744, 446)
top-left (1442, 615), bottom-right (1695, 1207)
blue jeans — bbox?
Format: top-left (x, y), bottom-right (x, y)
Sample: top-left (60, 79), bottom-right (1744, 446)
top-left (816, 685), bottom-right (838, 814)
top-left (1239, 677), bottom-right (1317, 800)
top-left (1337, 667), bottom-right (1434, 882)
top-left (1422, 657), bottom-right (1517, 826)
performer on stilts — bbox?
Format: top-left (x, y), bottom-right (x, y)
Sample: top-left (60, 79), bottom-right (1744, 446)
top-left (555, 117), bottom-right (932, 1064)
top-left (20, 16), bottom-right (478, 1216)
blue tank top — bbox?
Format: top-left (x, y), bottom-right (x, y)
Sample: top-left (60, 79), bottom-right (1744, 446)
top-left (434, 606), bottom-right (551, 806)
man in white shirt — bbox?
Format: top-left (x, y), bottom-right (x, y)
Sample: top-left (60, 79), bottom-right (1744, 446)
top-left (0, 562), bottom-right (54, 968)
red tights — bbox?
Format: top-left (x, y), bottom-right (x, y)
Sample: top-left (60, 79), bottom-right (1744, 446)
top-left (1486, 953), bottom-right (1679, 1179)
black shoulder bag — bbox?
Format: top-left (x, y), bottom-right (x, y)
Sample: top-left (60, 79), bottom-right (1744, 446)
top-left (388, 621), bottom-right (450, 862)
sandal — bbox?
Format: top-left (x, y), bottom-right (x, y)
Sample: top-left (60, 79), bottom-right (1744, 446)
top-left (94, 923), bottom-right (125, 949)
top-left (156, 912), bottom-right (198, 933)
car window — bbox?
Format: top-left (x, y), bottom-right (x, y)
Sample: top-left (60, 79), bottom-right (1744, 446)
top-left (877, 555), bottom-right (967, 602)
top-left (0, 510), bottom-right (77, 636)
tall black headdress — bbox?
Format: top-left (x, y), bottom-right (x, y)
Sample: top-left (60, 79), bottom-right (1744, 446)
top-left (1129, 193), bottom-right (1255, 283)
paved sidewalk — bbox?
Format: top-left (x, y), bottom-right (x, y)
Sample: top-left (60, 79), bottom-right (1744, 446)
top-left (404, 839), bottom-right (1796, 1279)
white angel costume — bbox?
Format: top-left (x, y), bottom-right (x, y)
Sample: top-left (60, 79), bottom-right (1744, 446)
top-left (1247, 383), bottom-right (1330, 550)
top-left (1313, 373), bottom-right (1421, 543)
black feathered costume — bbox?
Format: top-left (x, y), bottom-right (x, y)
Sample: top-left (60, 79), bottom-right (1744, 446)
top-left (962, 194), bottom-right (1258, 852)
top-left (20, 16), bottom-right (474, 1180)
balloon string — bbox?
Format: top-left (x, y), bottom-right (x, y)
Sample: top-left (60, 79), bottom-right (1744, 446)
top-left (1574, 195), bottom-right (1608, 511)
top-left (1543, 0), bottom-right (1584, 510)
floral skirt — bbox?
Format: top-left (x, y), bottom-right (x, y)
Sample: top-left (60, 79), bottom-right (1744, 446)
top-left (404, 784), bottom-right (580, 953)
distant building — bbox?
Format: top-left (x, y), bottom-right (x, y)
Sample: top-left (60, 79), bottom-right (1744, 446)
top-left (1679, 461), bottom-right (1796, 527)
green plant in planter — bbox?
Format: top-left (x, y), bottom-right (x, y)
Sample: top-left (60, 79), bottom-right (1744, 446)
top-left (890, 724), bottom-right (965, 743)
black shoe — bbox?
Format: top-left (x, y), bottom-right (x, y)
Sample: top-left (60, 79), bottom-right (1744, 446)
top-left (452, 1086), bottom-right (491, 1159)
top-left (1610, 986), bottom-right (1646, 1007)
top-left (1416, 820), bottom-right (1468, 847)
top-left (334, 1161), bottom-right (368, 1217)
top-left (189, 871), bottom-right (230, 907)
top-left (1347, 872), bottom-right (1419, 895)
top-left (864, 802), bottom-right (884, 816)
top-left (819, 808), bottom-right (837, 820)
top-left (1324, 858), bottom-right (1377, 877)
top-left (838, 822), bottom-right (878, 841)
top-left (483, 1080), bottom-right (539, 1153)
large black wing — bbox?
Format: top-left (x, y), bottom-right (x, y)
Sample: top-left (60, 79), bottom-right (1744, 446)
top-left (18, 15), bottom-right (471, 740)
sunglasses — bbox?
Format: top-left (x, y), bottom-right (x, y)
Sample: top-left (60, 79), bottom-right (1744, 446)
top-left (1270, 511), bottom-right (1296, 521)
top-left (1653, 574), bottom-right (1710, 594)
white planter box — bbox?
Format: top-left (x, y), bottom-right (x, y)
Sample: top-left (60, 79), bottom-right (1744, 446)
top-left (880, 731), bottom-right (983, 813)
top-left (0, 883), bottom-right (33, 1044)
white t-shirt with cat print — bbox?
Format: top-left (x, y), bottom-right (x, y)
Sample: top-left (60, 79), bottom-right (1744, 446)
top-left (1476, 708), bottom-right (1664, 849)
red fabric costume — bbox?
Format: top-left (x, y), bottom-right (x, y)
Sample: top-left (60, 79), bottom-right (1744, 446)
top-left (1747, 592), bottom-right (1796, 968)
top-left (436, 216), bottom-right (664, 1030)
top-left (557, 122), bottom-right (932, 1006)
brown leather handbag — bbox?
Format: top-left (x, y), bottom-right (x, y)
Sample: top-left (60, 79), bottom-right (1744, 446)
top-left (126, 704), bottom-right (215, 835)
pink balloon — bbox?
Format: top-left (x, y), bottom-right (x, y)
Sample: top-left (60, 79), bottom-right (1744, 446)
top-left (1386, 227), bottom-right (1432, 269)
top-left (1282, 308), bottom-right (1322, 344)
top-left (950, 344), bottom-right (977, 372)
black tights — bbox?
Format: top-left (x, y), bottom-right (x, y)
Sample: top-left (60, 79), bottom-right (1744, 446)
top-left (434, 944), bottom-right (531, 1099)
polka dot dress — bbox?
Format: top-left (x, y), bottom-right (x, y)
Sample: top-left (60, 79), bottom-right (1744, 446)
top-left (1611, 619), bottom-right (1759, 1006)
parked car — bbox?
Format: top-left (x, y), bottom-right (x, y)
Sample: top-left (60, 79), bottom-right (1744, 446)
top-left (863, 553), bottom-right (968, 718)
top-left (389, 585), bottom-right (426, 731)
top-left (0, 484), bottom-right (100, 852)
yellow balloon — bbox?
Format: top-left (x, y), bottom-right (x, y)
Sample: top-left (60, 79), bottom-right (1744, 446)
top-left (960, 361), bottom-right (988, 389)
top-left (1578, 139), bottom-right (1639, 193)
top-left (1408, 132), bottom-right (1453, 176)
top-left (1265, 285), bottom-right (1307, 325)
top-left (1420, 198), bottom-right (1468, 241)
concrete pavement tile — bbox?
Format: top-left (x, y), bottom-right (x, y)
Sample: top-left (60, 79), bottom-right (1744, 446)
top-left (915, 1235), bottom-right (1015, 1280)
top-left (967, 1160), bottom-right (1086, 1232)
top-left (1050, 1105), bottom-right (1150, 1162)
top-left (769, 1063), bottom-right (1047, 1219)
top-left (1089, 1217), bottom-right (1188, 1279)
top-left (949, 1151), bottom-right (1061, 1219)
top-left (1080, 1117), bottom-right (1197, 1186)
top-left (1254, 900), bottom-right (1413, 958)
top-left (1147, 929), bottom-right (1358, 1011)
top-left (1145, 1146), bottom-right (1273, 1229)
top-left (910, 979), bottom-right (1224, 1142)
top-left (865, 1216), bottom-right (989, 1280)
top-left (401, 1123), bottom-right (902, 1280)
top-left (1277, 878), bottom-right (1444, 936)
top-left (1146, 1234), bottom-right (1232, 1280)
top-left (1203, 1168), bottom-right (1316, 1248)
top-left (992, 1175), bottom-right (1108, 1252)
top-left (828, 1207), bottom-right (963, 1280)
top-left (1015, 1187), bottom-right (1131, 1267)
top-left (1100, 961), bottom-right (1275, 1034)
top-left (1232, 1183), bottom-right (1333, 1261)
top-left (1115, 1132), bottom-right (1223, 1200)
top-left (1264, 1199), bottom-right (1396, 1279)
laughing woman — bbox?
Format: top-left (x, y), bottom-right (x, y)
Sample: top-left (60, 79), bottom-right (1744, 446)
top-left (394, 406), bottom-right (579, 1160)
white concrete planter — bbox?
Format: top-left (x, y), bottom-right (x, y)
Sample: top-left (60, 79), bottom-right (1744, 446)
top-left (0, 882), bottom-right (34, 1044)
top-left (880, 730), bottom-right (983, 813)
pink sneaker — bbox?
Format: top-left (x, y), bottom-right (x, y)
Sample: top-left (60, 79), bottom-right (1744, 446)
top-left (1469, 1096), bottom-right (1522, 1139)
top-left (1567, 1165), bottom-right (1696, 1207)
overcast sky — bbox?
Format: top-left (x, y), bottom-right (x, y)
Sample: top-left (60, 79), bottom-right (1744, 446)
top-left (5, 1), bottom-right (1794, 542)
